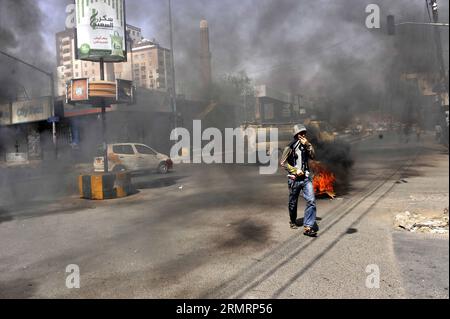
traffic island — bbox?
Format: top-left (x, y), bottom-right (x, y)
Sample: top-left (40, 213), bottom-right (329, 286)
top-left (78, 172), bottom-right (135, 200)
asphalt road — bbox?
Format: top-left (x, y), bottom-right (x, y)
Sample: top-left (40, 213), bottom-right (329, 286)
top-left (0, 132), bottom-right (448, 298)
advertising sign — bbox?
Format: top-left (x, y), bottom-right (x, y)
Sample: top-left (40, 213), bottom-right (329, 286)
top-left (0, 103), bottom-right (11, 125)
top-left (71, 78), bottom-right (89, 101)
top-left (11, 97), bottom-right (52, 124)
top-left (75, 0), bottom-right (127, 62)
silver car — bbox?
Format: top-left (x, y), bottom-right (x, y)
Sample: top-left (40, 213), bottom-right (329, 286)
top-left (94, 143), bottom-right (173, 174)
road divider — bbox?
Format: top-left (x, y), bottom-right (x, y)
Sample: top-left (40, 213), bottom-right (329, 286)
top-left (78, 172), bottom-right (135, 200)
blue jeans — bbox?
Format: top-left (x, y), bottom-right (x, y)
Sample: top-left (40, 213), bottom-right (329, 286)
top-left (288, 178), bottom-right (317, 228)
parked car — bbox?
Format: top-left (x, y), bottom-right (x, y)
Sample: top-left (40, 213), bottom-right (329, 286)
top-left (94, 143), bottom-right (173, 174)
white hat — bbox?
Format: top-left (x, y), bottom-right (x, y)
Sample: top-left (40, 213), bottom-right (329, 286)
top-left (293, 124), bottom-right (307, 137)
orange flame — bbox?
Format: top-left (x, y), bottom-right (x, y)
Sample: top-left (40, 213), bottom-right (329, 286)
top-left (311, 162), bottom-right (336, 198)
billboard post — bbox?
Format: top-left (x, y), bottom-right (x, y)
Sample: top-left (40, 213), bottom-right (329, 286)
top-left (73, 0), bottom-right (128, 173)
top-left (100, 57), bottom-right (108, 173)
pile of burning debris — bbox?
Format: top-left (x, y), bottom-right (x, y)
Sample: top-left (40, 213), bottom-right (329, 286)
top-left (306, 125), bottom-right (354, 200)
top-left (394, 209), bottom-right (449, 234)
top-left (310, 161), bottom-right (336, 199)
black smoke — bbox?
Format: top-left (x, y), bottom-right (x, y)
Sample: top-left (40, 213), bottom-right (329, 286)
top-left (124, 0), bottom-right (448, 128)
top-left (0, 0), bottom-right (54, 102)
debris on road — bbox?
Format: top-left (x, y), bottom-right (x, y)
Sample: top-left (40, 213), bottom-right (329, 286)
top-left (394, 210), bottom-right (449, 234)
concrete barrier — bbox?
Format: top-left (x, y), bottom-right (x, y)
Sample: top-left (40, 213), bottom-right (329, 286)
top-left (78, 172), bottom-right (135, 200)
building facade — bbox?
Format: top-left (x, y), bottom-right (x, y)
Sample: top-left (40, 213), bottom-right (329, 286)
top-left (114, 39), bottom-right (173, 92)
top-left (55, 28), bottom-right (115, 97)
top-left (126, 24), bottom-right (143, 45)
top-left (56, 25), bottom-right (172, 95)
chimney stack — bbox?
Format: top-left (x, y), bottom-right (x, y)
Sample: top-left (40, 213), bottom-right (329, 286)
top-left (200, 19), bottom-right (212, 96)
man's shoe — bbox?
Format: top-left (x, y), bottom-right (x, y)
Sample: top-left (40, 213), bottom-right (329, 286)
top-left (290, 222), bottom-right (299, 229)
top-left (303, 226), bottom-right (318, 237)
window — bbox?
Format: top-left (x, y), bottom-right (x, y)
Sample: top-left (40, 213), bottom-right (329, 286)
top-left (135, 145), bottom-right (156, 155)
top-left (113, 145), bottom-right (135, 155)
top-left (75, 72), bottom-right (79, 77)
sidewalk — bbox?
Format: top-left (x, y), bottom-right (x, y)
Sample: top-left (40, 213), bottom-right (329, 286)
top-left (375, 137), bottom-right (449, 298)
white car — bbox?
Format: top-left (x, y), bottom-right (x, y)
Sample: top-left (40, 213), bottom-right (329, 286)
top-left (94, 143), bottom-right (173, 174)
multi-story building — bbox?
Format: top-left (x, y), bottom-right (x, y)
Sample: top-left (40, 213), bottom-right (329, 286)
top-left (114, 39), bottom-right (173, 92)
top-left (56, 25), bottom-right (171, 95)
top-left (55, 28), bottom-right (116, 97)
top-left (126, 24), bottom-right (143, 46)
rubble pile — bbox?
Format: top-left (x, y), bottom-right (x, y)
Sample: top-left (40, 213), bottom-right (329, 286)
top-left (394, 209), bottom-right (449, 234)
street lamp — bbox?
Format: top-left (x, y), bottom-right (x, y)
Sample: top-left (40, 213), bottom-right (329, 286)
top-left (0, 49), bottom-right (57, 159)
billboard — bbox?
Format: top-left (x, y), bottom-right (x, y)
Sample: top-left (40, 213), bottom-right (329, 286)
top-left (11, 97), bottom-right (52, 125)
top-left (75, 0), bottom-right (127, 62)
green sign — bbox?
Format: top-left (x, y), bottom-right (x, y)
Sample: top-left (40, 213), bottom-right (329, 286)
top-left (75, 0), bottom-right (127, 62)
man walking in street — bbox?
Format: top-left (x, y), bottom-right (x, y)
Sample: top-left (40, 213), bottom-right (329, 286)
top-left (280, 125), bottom-right (318, 237)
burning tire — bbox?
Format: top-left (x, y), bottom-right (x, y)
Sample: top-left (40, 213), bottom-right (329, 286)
top-left (310, 161), bottom-right (336, 199)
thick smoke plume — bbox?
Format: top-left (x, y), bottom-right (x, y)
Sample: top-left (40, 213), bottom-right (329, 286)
top-left (0, 0), bottom-right (54, 102)
top-left (126, 0), bottom-right (448, 128)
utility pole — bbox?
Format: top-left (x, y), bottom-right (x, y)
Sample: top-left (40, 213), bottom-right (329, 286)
top-left (168, 0), bottom-right (178, 132)
top-left (429, 0), bottom-right (449, 146)
top-left (429, 0), bottom-right (448, 89)
top-left (127, 30), bottom-right (135, 83)
top-left (99, 58), bottom-right (109, 173)
top-left (0, 49), bottom-right (57, 159)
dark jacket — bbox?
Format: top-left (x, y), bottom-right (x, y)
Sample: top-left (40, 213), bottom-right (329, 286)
top-left (280, 139), bottom-right (315, 176)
